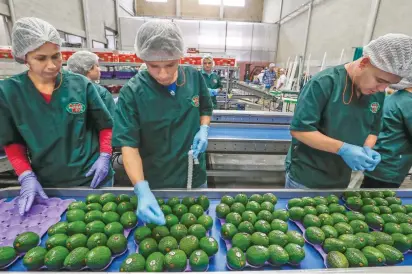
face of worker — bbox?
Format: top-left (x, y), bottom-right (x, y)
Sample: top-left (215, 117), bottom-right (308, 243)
top-left (87, 64), bottom-right (101, 81)
top-left (203, 59), bottom-right (213, 73)
top-left (146, 60), bottom-right (179, 86)
top-left (355, 57), bottom-right (402, 95)
top-left (26, 42), bottom-right (62, 80)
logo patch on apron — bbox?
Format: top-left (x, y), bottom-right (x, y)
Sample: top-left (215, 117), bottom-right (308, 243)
top-left (213, 79), bottom-right (217, 84)
top-left (191, 96), bottom-right (200, 108)
top-left (369, 102), bottom-right (380, 113)
top-left (66, 102), bottom-right (86, 114)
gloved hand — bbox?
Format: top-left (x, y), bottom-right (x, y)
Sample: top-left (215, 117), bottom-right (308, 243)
top-left (363, 146), bottom-right (381, 171)
top-left (86, 153), bottom-right (111, 188)
top-left (337, 143), bottom-right (376, 171)
top-left (18, 171), bottom-right (48, 216)
top-left (208, 88), bottom-right (218, 96)
top-left (192, 125), bottom-right (210, 159)
top-left (134, 181), bottom-right (165, 225)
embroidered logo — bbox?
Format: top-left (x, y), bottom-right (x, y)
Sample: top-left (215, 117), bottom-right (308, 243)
top-left (191, 96), bottom-right (200, 108)
top-left (66, 102), bottom-right (86, 114)
top-left (370, 102), bottom-right (380, 114)
top-left (213, 79), bottom-right (217, 84)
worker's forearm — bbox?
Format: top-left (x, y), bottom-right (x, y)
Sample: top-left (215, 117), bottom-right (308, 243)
top-left (291, 130), bottom-right (344, 154)
top-left (200, 116), bottom-right (211, 126)
top-left (121, 146), bottom-right (145, 185)
top-left (364, 135), bottom-right (377, 148)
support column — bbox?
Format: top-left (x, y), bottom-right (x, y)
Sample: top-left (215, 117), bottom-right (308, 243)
top-left (363, 0), bottom-right (381, 45)
top-left (297, 0), bottom-right (313, 90)
top-left (82, 0), bottom-right (92, 48)
top-left (176, 0), bottom-right (181, 17)
top-left (273, 0), bottom-right (283, 63)
top-left (6, 0), bottom-right (16, 24)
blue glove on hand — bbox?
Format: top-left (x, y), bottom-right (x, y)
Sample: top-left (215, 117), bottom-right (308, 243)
top-left (363, 146), bottom-right (381, 171)
top-left (18, 171), bottom-right (48, 216)
top-left (86, 153), bottom-right (111, 189)
top-left (337, 143), bottom-right (376, 171)
top-left (134, 181), bottom-right (165, 225)
top-left (208, 88), bottom-right (218, 96)
top-left (192, 125), bottom-right (210, 159)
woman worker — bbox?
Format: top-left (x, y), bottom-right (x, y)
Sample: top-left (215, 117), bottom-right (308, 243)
top-left (285, 33), bottom-right (412, 189)
top-left (201, 54), bottom-right (222, 109)
top-left (113, 21), bottom-right (213, 225)
top-left (0, 18), bottom-right (114, 215)
top-left (67, 51), bottom-right (116, 116)
top-left (362, 79), bottom-right (412, 188)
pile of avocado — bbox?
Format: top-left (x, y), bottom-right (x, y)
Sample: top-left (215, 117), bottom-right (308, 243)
top-left (119, 195), bottom-right (218, 272)
top-left (8, 193), bottom-right (137, 271)
top-left (216, 193), bottom-right (306, 269)
top-left (0, 231), bottom-right (39, 269)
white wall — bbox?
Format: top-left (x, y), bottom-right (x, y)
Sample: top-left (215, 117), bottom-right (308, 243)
top-left (373, 0), bottom-right (412, 38)
top-left (262, 0), bottom-right (282, 23)
top-left (87, 0), bottom-right (117, 43)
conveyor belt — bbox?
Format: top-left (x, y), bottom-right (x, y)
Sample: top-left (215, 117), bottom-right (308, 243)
top-left (212, 110), bottom-right (293, 125)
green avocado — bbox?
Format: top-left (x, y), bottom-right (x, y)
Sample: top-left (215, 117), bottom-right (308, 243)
top-left (68, 201), bottom-right (87, 211)
top-left (173, 204), bottom-right (189, 219)
top-left (152, 226), bottom-right (170, 243)
top-left (288, 207), bottom-right (305, 221)
top-left (272, 209), bottom-right (289, 222)
top-left (305, 227), bottom-right (325, 245)
top-left (288, 198), bottom-right (303, 208)
top-left (328, 203), bottom-right (345, 214)
top-left (226, 212), bottom-right (243, 227)
top-left (85, 246), bottom-right (112, 270)
top-left (286, 231), bottom-right (305, 247)
top-left (139, 238), bottom-right (158, 258)
top-left (164, 249), bottom-right (187, 272)
top-left (284, 243), bottom-right (305, 265)
top-left (116, 194), bottom-right (131, 203)
top-left (370, 231), bottom-right (394, 246)
top-left (188, 224), bottom-right (207, 240)
top-left (120, 211), bottom-right (137, 229)
top-left (255, 219), bottom-right (272, 234)
top-left (376, 244), bottom-right (404, 265)
top-left (134, 226), bottom-right (152, 243)
top-left (345, 211), bottom-right (365, 222)
top-left (22, 246), bottom-right (47, 270)
top-left (268, 230), bottom-right (289, 247)
top-left (86, 194), bottom-right (100, 204)
top-left (226, 247), bottom-right (246, 270)
top-left (63, 247), bottom-right (89, 271)
top-left (107, 234), bottom-right (127, 254)
top-left (356, 232), bottom-right (376, 247)
top-left (339, 234), bottom-right (366, 250)
top-left (251, 232), bottom-right (269, 247)
top-left (44, 246), bottom-right (70, 271)
top-left (319, 214), bottom-right (335, 226)
top-left (86, 203), bottom-right (102, 212)
top-left (179, 235), bottom-right (199, 257)
top-left (246, 245), bottom-right (269, 267)
top-left (346, 196), bottom-right (363, 211)
top-left (86, 220), bottom-right (106, 236)
top-left (361, 246), bottom-right (386, 266)
top-left (303, 214), bottom-right (322, 228)
top-left (196, 195), bottom-right (210, 211)
top-left (391, 233), bottom-right (411, 253)
top-left (48, 222), bottom-right (68, 236)
top-left (190, 204), bottom-right (206, 218)
top-left (119, 253), bottom-right (146, 272)
top-left (321, 225), bottom-right (338, 239)
top-left (245, 201), bottom-right (261, 214)
top-left (102, 202), bottom-right (117, 213)
top-left (13, 232), bottom-right (39, 253)
top-left (67, 221), bottom-right (87, 236)
top-left (197, 215), bottom-right (213, 231)
top-left (268, 244), bottom-right (289, 266)
top-left (216, 203), bottom-right (231, 219)
top-left (334, 222), bottom-right (354, 236)
top-left (349, 220), bottom-right (369, 233)
top-left (303, 206), bottom-right (317, 215)
top-left (199, 236), bottom-right (219, 256)
top-left (230, 202), bottom-right (246, 215)
top-left (0, 246), bottom-right (16, 268)
top-left (189, 250), bottom-right (209, 271)
top-left (234, 194), bottom-right (248, 205)
top-left (158, 236), bottom-right (179, 254)
top-left (104, 222), bottom-right (124, 237)
top-left (84, 210), bottom-right (103, 224)
top-left (326, 251), bottom-right (349, 268)
top-left (365, 212), bottom-right (385, 230)
top-left (384, 222), bottom-right (402, 234)
top-left (221, 223), bottom-right (238, 240)
top-left (116, 202), bottom-right (134, 216)
top-left (180, 213), bottom-right (198, 229)
top-left (331, 213), bottom-right (348, 224)
top-left (46, 234), bottom-right (69, 250)
top-left (66, 234), bottom-right (88, 251)
top-left (99, 193), bottom-right (117, 205)
top-left (102, 211), bottom-right (120, 224)
top-left (345, 248), bottom-right (368, 267)
top-left (323, 238), bottom-right (346, 253)
top-left (87, 233), bottom-right (108, 249)
top-left (66, 209), bottom-right (86, 222)
top-left (182, 196), bottom-right (196, 208)
top-left (170, 224), bottom-right (188, 242)
top-left (257, 210), bottom-right (274, 223)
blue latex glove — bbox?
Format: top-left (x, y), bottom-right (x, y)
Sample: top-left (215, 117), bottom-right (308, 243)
top-left (363, 146), bottom-right (381, 171)
top-left (208, 88), bottom-right (218, 96)
top-left (86, 153), bottom-right (111, 188)
top-left (134, 181), bottom-right (165, 225)
top-left (337, 143), bottom-right (376, 171)
top-left (18, 171), bottom-right (48, 216)
top-left (192, 125), bottom-right (210, 159)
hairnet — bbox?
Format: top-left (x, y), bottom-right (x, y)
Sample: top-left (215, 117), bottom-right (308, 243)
top-left (202, 54), bottom-right (214, 66)
top-left (139, 63), bottom-right (147, 71)
top-left (11, 17), bottom-right (62, 64)
top-left (67, 51), bottom-right (99, 75)
top-left (364, 33), bottom-right (412, 79)
top-left (389, 78), bottom-right (412, 90)
top-left (135, 21), bottom-right (185, 62)
top-left (269, 63), bottom-right (276, 68)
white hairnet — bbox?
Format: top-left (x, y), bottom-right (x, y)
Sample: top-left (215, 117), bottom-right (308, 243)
top-left (12, 17), bottom-right (62, 64)
top-left (202, 54), bottom-right (214, 66)
top-left (67, 51), bottom-right (99, 76)
top-left (139, 63), bottom-right (147, 71)
top-left (390, 78), bottom-right (412, 90)
top-left (269, 63), bottom-right (276, 68)
top-left (135, 21), bottom-right (184, 62)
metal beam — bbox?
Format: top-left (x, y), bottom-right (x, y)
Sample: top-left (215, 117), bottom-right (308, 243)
top-left (176, 0), bottom-right (181, 17)
top-left (363, 0), bottom-right (381, 45)
top-left (114, 0), bottom-right (121, 50)
top-left (6, 0), bottom-right (15, 24)
top-left (220, 0), bottom-right (224, 20)
top-left (82, 0), bottom-right (92, 48)
top-left (274, 0), bottom-right (283, 63)
top-left (297, 0), bottom-right (313, 88)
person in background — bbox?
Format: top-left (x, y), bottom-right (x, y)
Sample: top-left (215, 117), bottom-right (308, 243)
top-left (0, 18), bottom-right (114, 215)
top-left (276, 68), bottom-right (287, 90)
top-left (362, 80), bottom-right (412, 188)
top-left (285, 33), bottom-right (412, 189)
top-left (257, 70), bottom-right (265, 84)
top-left (262, 63), bottom-right (277, 90)
top-left (113, 21), bottom-right (213, 225)
top-left (201, 54), bottom-right (222, 109)
top-left (67, 51), bottom-right (116, 116)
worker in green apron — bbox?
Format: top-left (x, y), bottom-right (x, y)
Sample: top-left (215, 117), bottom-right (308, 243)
top-left (67, 50), bottom-right (116, 116)
top-left (285, 34), bottom-right (412, 189)
top-left (201, 54), bottom-right (222, 109)
top-left (113, 21), bottom-right (213, 225)
top-left (0, 18), bottom-right (114, 215)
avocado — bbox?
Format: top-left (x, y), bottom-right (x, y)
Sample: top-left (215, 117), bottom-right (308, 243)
top-left (356, 232), bottom-right (376, 247)
top-left (405, 204), bottom-right (412, 213)
top-left (303, 206), bottom-right (318, 215)
top-left (164, 214), bottom-right (179, 229)
top-left (344, 191), bottom-right (361, 199)
top-left (173, 204), bottom-right (189, 219)
top-left (102, 211), bottom-right (120, 224)
top-left (180, 213), bottom-right (198, 228)
top-left (321, 225), bottom-right (338, 239)
top-left (316, 204), bottom-right (330, 214)
top-left (117, 202), bottom-right (134, 216)
top-left (221, 223), bottom-right (238, 240)
top-left (86, 203), bottom-right (103, 212)
top-left (376, 244), bottom-right (404, 265)
top-left (383, 190), bottom-right (396, 197)
top-left (66, 209), bottom-right (86, 222)
top-left (130, 196), bottom-right (138, 209)
top-left (63, 247), bottom-right (89, 271)
top-left (119, 253), bottom-right (146, 272)
top-left (328, 203), bottom-right (345, 214)
top-left (139, 238), bottom-right (158, 258)
top-left (384, 222), bottom-right (402, 234)
top-left (370, 191), bottom-right (385, 199)
top-left (370, 231), bottom-right (394, 246)
top-left (260, 201), bottom-right (275, 212)
top-left (199, 236), bottom-right (219, 256)
top-left (48, 222), bottom-right (68, 236)
top-left (346, 197), bottom-right (363, 211)
top-left (305, 227), bottom-right (325, 245)
top-left (44, 246), bottom-right (69, 270)
top-left (230, 202), bottom-right (246, 215)
top-left (284, 243), bottom-right (305, 265)
top-left (400, 223), bottom-right (412, 235)
top-left (286, 230), bottom-right (305, 247)
top-left (345, 211), bottom-right (366, 222)
top-left (381, 214), bottom-right (399, 224)
top-left (257, 210), bottom-right (274, 223)
top-left (182, 196), bottom-right (196, 208)
top-left (22, 246), bottom-right (47, 270)
top-left (365, 212), bottom-right (385, 230)
top-left (167, 197), bottom-right (181, 208)
top-left (102, 202), bottom-right (117, 212)
top-left (215, 203), bottom-right (231, 218)
top-left (227, 247), bottom-right (246, 270)
top-left (302, 197), bottom-right (316, 207)
top-left (391, 233), bottom-right (411, 253)
top-left (158, 236), bottom-right (179, 254)
top-left (116, 194), bottom-right (131, 203)
top-left (190, 204), bottom-right (206, 218)
top-left (13, 232), bottom-right (39, 253)
top-left (289, 207), bottom-right (305, 221)
top-left (104, 222), bottom-right (124, 237)
top-left (349, 220), bottom-right (369, 233)
top-left (362, 198), bottom-right (376, 206)
top-left (85, 246), bottom-right (112, 270)
top-left (378, 206), bottom-right (392, 214)
top-left (345, 248), bottom-right (368, 267)
top-left (323, 238), bottom-right (346, 253)
top-left (189, 249), bottom-right (209, 271)
top-left (120, 211), bottom-right (137, 229)
top-left (326, 251), bottom-right (349, 268)
top-left (390, 204), bottom-right (406, 214)
top-left (361, 205), bottom-right (380, 215)
top-left (319, 213), bottom-right (335, 226)
top-left (373, 197), bottom-right (389, 206)
top-left (303, 214), bottom-right (322, 228)
top-left (288, 198), bottom-right (304, 208)
top-left (170, 224), bottom-right (188, 242)
top-left (164, 249), bottom-right (187, 271)
top-left (361, 246), bottom-right (386, 266)
top-left (251, 232), bottom-right (270, 247)
top-left (66, 234), bottom-right (88, 251)
top-left (262, 193), bottom-right (277, 204)
top-left (107, 234), bottom-right (127, 254)
top-left (46, 234), bottom-right (69, 250)
top-left (246, 245), bottom-right (269, 267)
top-left (314, 196), bottom-right (328, 206)
top-left (221, 195), bottom-right (235, 206)
top-left (157, 198), bottom-right (165, 205)
top-left (249, 194), bottom-right (264, 204)
top-left (245, 201), bottom-right (261, 214)
top-left (360, 191), bottom-right (371, 199)
top-left (67, 221), bottom-right (87, 236)
top-left (134, 226), bottom-right (152, 243)
top-left (339, 234), bottom-right (366, 249)
top-left (241, 211), bottom-right (257, 224)
top-left (327, 195), bottom-right (340, 204)
top-left (161, 205), bottom-right (173, 216)
top-left (393, 212), bottom-right (412, 223)
top-left (331, 213), bottom-right (348, 224)
top-left (86, 194), bottom-right (101, 204)
top-left (87, 233), bottom-right (108, 249)
top-left (151, 226), bottom-right (170, 242)
top-left (86, 220), bottom-right (106, 236)
top-left (268, 230), bottom-right (288, 247)
top-left (255, 219), bottom-right (272, 234)
top-left (197, 215), bottom-right (213, 231)
top-left (68, 201), bottom-right (87, 211)
top-left (268, 245), bottom-right (289, 266)
top-left (272, 209), bottom-right (289, 222)
top-left (99, 193), bottom-right (117, 205)
top-left (196, 195), bottom-right (210, 211)
top-left (234, 194), bottom-right (248, 205)
top-left (84, 210), bottom-right (103, 223)
top-left (179, 235), bottom-right (199, 257)
top-left (0, 246), bottom-right (16, 268)
top-left (188, 224), bottom-right (207, 240)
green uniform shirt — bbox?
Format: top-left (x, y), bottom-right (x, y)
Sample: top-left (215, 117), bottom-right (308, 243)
top-left (0, 70), bottom-right (114, 187)
top-left (113, 66), bottom-right (213, 189)
top-left (201, 70), bottom-right (222, 109)
top-left (93, 83), bottom-right (116, 117)
top-left (285, 65), bottom-right (385, 188)
top-left (365, 90), bottom-right (412, 185)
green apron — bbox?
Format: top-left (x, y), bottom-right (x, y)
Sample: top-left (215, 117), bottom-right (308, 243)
top-left (201, 70), bottom-right (222, 109)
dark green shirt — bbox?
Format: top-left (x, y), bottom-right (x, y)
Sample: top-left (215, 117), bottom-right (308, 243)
top-left (201, 70), bottom-right (222, 109)
top-left (93, 83), bottom-right (116, 117)
top-left (0, 70), bottom-right (114, 187)
top-left (365, 90), bottom-right (412, 185)
top-left (113, 66), bottom-right (213, 189)
top-left (285, 65), bottom-right (385, 188)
